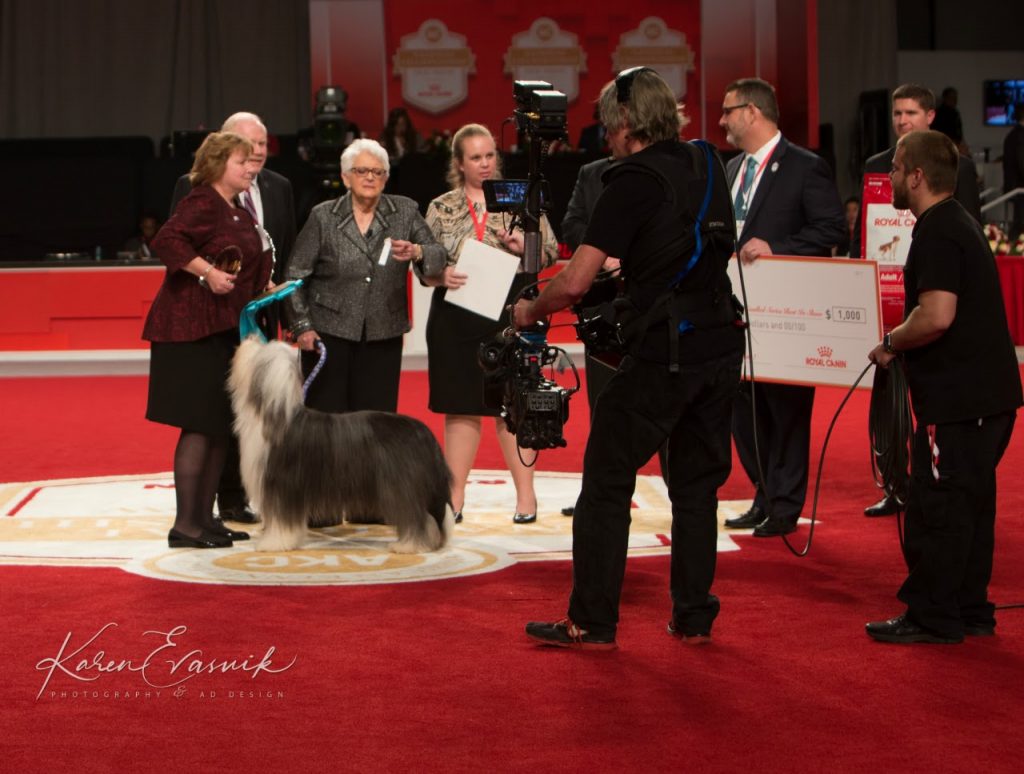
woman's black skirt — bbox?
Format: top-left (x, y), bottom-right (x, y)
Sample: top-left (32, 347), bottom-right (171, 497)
top-left (146, 329), bottom-right (238, 436)
top-left (426, 274), bottom-right (531, 417)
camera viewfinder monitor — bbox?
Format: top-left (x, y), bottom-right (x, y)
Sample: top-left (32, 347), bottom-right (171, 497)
top-left (983, 80), bottom-right (1024, 126)
top-left (482, 179), bottom-right (549, 213)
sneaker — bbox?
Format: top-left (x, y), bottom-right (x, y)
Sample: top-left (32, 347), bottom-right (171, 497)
top-left (525, 618), bottom-right (617, 650)
top-left (667, 620), bottom-right (712, 644)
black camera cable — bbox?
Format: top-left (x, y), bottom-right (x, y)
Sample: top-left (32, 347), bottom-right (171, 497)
top-left (733, 256), bottom-right (874, 558)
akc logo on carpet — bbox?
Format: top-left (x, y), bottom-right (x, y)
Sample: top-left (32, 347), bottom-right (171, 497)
top-left (0, 471), bottom-right (749, 586)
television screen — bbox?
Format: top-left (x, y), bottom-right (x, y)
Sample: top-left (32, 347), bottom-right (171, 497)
top-left (983, 80), bottom-right (1024, 126)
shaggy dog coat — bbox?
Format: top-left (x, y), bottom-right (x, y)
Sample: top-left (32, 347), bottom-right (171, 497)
top-left (229, 337), bottom-right (453, 552)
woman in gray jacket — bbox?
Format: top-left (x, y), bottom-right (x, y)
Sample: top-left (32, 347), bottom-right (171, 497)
top-left (285, 139), bottom-right (446, 412)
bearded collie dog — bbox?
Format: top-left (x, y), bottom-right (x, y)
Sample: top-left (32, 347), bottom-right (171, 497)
top-left (228, 337), bottom-right (454, 553)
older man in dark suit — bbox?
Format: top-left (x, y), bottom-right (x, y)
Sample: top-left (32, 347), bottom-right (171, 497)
top-left (719, 78), bottom-right (845, 537)
top-left (168, 111), bottom-right (297, 525)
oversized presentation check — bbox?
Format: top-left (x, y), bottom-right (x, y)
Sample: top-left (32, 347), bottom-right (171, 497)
top-left (726, 255), bottom-right (883, 388)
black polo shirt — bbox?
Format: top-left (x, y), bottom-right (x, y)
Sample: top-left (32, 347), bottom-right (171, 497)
top-left (902, 197), bottom-right (1022, 424)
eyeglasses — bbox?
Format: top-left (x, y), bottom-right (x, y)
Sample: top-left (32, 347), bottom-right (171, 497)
top-left (721, 103), bottom-right (751, 116)
top-left (350, 167), bottom-right (387, 179)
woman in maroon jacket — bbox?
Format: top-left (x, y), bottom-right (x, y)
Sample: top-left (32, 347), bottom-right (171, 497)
top-left (143, 131), bottom-right (273, 548)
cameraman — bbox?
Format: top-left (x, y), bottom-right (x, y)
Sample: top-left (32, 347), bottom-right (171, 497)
top-left (514, 68), bottom-right (743, 648)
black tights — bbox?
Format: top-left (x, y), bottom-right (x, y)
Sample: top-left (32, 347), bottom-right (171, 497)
top-left (172, 430), bottom-right (228, 537)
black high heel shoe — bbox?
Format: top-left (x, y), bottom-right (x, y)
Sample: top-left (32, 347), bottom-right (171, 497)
top-left (513, 512), bottom-right (537, 524)
top-left (168, 528), bottom-right (233, 548)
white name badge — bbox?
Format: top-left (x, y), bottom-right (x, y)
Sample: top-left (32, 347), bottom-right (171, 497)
top-left (378, 237), bottom-right (392, 266)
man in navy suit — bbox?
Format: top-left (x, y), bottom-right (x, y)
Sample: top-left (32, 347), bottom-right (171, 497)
top-left (168, 111), bottom-right (297, 525)
top-left (719, 78), bottom-right (845, 537)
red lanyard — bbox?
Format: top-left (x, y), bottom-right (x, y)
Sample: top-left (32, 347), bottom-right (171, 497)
top-left (738, 146), bottom-right (777, 199)
top-left (467, 195), bottom-right (488, 241)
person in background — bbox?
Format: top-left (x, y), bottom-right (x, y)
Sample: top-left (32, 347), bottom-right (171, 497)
top-left (143, 132), bottom-right (273, 548)
top-left (931, 87), bottom-right (968, 154)
top-left (866, 130), bottom-right (1021, 644)
top-left (378, 107), bottom-right (425, 164)
top-left (424, 123), bottom-right (559, 525)
top-left (284, 139), bottom-right (446, 413)
top-left (836, 196), bottom-right (859, 257)
top-left (557, 153), bottom-right (617, 518)
top-left (1003, 104), bottom-right (1024, 239)
top-left (170, 111), bottom-right (297, 526)
top-left (577, 104), bottom-right (607, 155)
top-left (121, 212), bottom-right (160, 258)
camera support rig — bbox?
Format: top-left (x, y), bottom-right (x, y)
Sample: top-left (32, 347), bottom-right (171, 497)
top-left (476, 81), bottom-right (578, 451)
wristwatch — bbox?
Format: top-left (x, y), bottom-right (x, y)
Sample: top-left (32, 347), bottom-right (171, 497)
top-left (883, 332), bottom-right (897, 354)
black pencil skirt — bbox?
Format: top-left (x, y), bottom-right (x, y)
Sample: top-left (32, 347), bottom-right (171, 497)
top-left (146, 329), bottom-right (238, 437)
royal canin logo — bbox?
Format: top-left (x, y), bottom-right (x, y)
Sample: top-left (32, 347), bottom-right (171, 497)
top-left (806, 345), bottom-right (847, 369)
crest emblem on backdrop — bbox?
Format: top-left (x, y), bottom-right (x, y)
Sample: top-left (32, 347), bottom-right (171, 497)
top-left (392, 19), bottom-right (476, 114)
top-left (612, 16), bottom-right (695, 99)
top-left (503, 17), bottom-right (587, 103)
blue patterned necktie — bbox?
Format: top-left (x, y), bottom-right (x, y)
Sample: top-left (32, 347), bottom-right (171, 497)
top-left (733, 155), bottom-right (758, 220)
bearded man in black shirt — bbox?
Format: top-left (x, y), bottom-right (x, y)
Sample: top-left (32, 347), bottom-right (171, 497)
top-left (867, 130), bottom-right (1022, 644)
top-left (513, 68), bottom-right (743, 648)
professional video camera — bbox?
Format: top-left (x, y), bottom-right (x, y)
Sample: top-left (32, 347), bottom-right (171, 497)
top-left (476, 80), bottom-right (575, 450)
top-left (479, 325), bottom-right (574, 450)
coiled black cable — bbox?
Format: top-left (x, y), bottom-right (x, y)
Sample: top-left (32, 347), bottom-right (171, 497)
top-left (867, 357), bottom-right (913, 549)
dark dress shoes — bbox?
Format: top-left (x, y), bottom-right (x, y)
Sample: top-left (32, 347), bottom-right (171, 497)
top-left (964, 623), bottom-right (996, 637)
top-left (724, 506), bottom-right (765, 529)
top-left (667, 620), bottom-right (712, 644)
top-left (753, 517), bottom-right (797, 538)
top-left (207, 521), bottom-right (250, 541)
top-left (218, 505), bottom-right (259, 524)
top-left (168, 528), bottom-right (232, 549)
top-left (865, 614), bottom-right (963, 644)
top-left (513, 512), bottom-right (537, 524)
top-left (863, 495), bottom-right (897, 517)
top-left (561, 506), bottom-right (575, 517)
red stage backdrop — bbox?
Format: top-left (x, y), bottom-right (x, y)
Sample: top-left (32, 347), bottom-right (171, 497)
top-left (309, 0), bottom-right (819, 151)
top-left (311, 1), bottom-right (703, 149)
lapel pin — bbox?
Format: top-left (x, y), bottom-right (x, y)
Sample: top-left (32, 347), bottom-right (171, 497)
top-left (771, 162), bottom-right (779, 173)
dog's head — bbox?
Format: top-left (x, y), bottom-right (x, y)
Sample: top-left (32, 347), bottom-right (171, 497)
top-left (229, 336), bottom-right (303, 431)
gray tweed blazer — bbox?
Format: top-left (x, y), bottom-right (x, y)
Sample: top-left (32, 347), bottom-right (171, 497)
top-left (284, 193), bottom-right (446, 341)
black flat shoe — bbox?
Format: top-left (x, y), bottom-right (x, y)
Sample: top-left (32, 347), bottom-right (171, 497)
top-left (513, 512), bottom-right (537, 524)
top-left (207, 522), bottom-right (250, 541)
top-left (168, 528), bottom-right (232, 548)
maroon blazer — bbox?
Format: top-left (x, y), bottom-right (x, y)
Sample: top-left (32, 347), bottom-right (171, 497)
top-left (143, 185), bottom-right (271, 342)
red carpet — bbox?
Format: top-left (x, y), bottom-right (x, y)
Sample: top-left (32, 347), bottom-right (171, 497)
top-left (1, 368), bottom-right (1022, 772)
